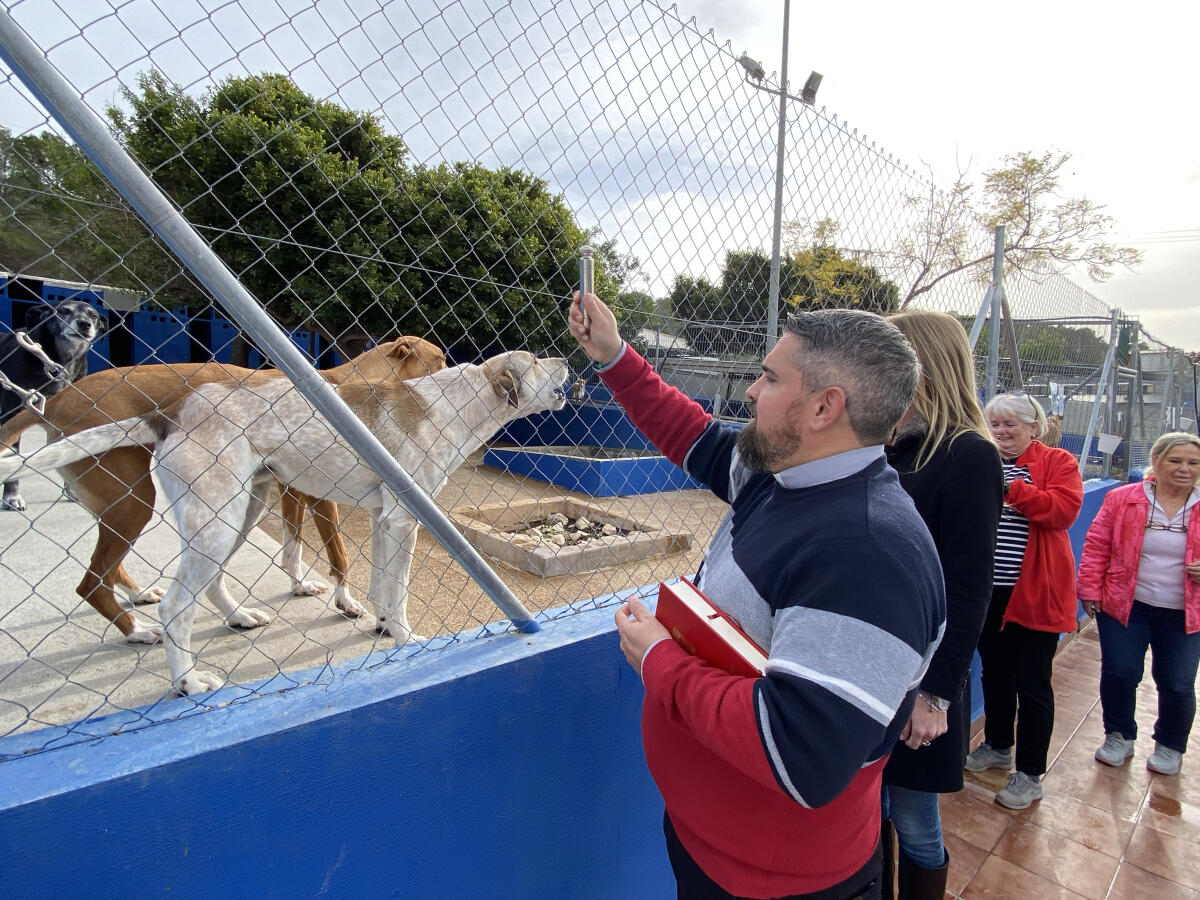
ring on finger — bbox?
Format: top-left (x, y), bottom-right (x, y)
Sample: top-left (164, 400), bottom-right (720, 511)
top-left (921, 740), bottom-right (931, 747)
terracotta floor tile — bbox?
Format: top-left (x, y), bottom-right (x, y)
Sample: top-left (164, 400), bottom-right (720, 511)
top-left (944, 832), bottom-right (989, 896)
top-left (1017, 791), bottom-right (1135, 859)
top-left (1123, 824), bottom-right (1200, 890)
top-left (1107, 863), bottom-right (1198, 899)
top-left (992, 819), bottom-right (1118, 899)
top-left (961, 854), bottom-right (1088, 899)
top-left (1041, 765), bottom-right (1147, 820)
top-left (1138, 790), bottom-right (1200, 844)
top-left (939, 785), bottom-right (1017, 853)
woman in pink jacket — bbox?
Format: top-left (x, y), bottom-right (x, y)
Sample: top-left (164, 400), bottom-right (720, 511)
top-left (1078, 432), bottom-right (1200, 776)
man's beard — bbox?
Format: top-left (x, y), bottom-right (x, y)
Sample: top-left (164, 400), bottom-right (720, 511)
top-left (736, 417), bottom-right (802, 474)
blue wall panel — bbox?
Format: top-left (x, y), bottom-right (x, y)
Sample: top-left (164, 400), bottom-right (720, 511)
top-left (0, 605), bottom-right (674, 900)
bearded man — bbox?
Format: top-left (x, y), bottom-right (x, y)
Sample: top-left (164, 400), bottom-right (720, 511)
top-left (568, 294), bottom-right (945, 900)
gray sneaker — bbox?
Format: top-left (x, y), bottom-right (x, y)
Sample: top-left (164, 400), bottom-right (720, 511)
top-left (1147, 742), bottom-right (1183, 775)
top-left (995, 771), bottom-right (1043, 809)
top-left (1095, 731), bottom-right (1135, 767)
top-left (965, 741), bottom-right (1012, 773)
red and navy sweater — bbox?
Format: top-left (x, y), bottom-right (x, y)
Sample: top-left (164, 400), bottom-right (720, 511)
top-left (599, 344), bottom-right (946, 898)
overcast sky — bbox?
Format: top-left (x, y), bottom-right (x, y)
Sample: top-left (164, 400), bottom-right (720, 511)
top-left (674, 0), bottom-right (1200, 349)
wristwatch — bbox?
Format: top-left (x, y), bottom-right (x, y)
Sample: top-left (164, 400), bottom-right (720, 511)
top-left (917, 690), bottom-right (951, 713)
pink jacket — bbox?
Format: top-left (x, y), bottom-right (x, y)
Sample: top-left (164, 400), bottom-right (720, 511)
top-left (1076, 480), bottom-right (1200, 634)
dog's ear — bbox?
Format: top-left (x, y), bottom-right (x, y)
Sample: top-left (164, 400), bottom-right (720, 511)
top-left (92, 308), bottom-right (109, 336)
top-left (491, 365), bottom-right (521, 408)
top-left (22, 304), bottom-right (55, 333)
top-left (385, 336), bottom-right (418, 362)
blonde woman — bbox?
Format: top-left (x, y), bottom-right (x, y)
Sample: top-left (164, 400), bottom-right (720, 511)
top-left (1078, 432), bottom-right (1200, 776)
top-left (966, 392), bottom-right (1083, 810)
top-left (881, 311), bottom-right (1004, 898)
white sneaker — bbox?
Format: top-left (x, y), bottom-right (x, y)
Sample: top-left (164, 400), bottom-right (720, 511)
top-left (995, 771), bottom-right (1043, 810)
top-left (965, 741), bottom-right (1012, 773)
top-left (1147, 743), bottom-right (1183, 775)
top-left (1094, 732), bottom-right (1135, 767)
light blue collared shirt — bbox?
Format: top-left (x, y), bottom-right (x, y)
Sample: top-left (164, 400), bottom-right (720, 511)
top-left (772, 444), bottom-right (886, 489)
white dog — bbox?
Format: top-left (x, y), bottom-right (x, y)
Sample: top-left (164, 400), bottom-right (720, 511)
top-left (0, 351), bottom-right (568, 695)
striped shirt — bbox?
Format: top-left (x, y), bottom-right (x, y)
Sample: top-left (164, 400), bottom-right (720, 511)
top-left (995, 461), bottom-right (1032, 586)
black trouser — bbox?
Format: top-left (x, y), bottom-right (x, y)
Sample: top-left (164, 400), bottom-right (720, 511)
top-left (976, 585), bottom-right (1060, 776)
top-left (664, 813), bottom-right (882, 900)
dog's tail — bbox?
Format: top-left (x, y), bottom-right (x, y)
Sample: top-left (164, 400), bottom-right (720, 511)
top-left (0, 414), bottom-right (168, 482)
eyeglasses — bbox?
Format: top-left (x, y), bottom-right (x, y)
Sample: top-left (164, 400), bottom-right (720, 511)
top-left (1146, 494), bottom-right (1189, 533)
top-left (1145, 519), bottom-right (1188, 534)
top-left (1006, 391), bottom-right (1042, 420)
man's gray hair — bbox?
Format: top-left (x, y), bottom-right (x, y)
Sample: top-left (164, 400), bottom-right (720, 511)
top-left (783, 308), bottom-right (920, 445)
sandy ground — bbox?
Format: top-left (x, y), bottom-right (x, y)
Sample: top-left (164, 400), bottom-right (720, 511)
top-left (0, 437), bottom-right (724, 740)
top-left (254, 448), bottom-right (724, 635)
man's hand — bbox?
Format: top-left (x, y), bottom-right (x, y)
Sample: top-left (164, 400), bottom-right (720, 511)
top-left (614, 598), bottom-right (670, 676)
top-left (568, 291), bottom-right (623, 366)
top-left (899, 703), bottom-right (948, 750)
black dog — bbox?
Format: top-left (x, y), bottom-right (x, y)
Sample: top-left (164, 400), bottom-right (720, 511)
top-left (0, 299), bottom-right (107, 510)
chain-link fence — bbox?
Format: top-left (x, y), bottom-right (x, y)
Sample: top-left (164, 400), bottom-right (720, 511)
top-left (0, 0), bottom-right (1192, 753)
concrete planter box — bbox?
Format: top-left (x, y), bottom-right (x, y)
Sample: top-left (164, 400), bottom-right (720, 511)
top-left (451, 498), bottom-right (691, 577)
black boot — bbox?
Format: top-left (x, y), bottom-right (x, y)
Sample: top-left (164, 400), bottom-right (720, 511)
top-left (880, 820), bottom-right (896, 900)
top-left (897, 847), bottom-right (948, 900)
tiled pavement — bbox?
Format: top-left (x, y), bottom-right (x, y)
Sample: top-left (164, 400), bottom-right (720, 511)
top-left (939, 620), bottom-right (1200, 898)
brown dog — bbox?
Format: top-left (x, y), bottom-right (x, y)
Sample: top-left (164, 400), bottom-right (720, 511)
top-left (0, 336), bottom-right (446, 643)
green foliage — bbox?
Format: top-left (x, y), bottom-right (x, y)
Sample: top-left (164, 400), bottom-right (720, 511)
top-left (666, 234), bottom-right (899, 356)
top-left (0, 125), bottom-right (174, 289)
top-left (386, 161), bottom-right (597, 355)
top-left (0, 67), bottom-right (616, 356)
top-left (787, 245), bottom-right (899, 313)
top-left (108, 70), bottom-right (412, 338)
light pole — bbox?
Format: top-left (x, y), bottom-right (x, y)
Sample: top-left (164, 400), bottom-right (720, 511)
top-left (738, 0), bottom-right (821, 351)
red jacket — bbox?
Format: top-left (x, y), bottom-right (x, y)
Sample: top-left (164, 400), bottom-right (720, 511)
top-left (1003, 440), bottom-right (1084, 633)
top-left (1076, 480), bottom-right (1200, 634)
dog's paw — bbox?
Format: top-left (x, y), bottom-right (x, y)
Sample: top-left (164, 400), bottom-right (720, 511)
top-left (332, 587), bottom-right (365, 618)
top-left (374, 617), bottom-right (426, 643)
top-left (291, 578), bottom-right (329, 597)
top-left (133, 585), bottom-right (165, 605)
top-left (226, 606), bottom-right (271, 629)
top-left (176, 671), bottom-right (223, 695)
top-left (125, 621), bottom-right (163, 644)
top-left (1, 496), bottom-right (26, 512)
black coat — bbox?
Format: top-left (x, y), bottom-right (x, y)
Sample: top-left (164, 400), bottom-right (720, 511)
top-left (883, 429), bottom-right (1004, 793)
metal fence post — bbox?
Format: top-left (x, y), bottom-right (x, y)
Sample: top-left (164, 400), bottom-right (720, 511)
top-left (1079, 309), bottom-right (1120, 476)
top-left (764, 0), bottom-right (790, 353)
top-left (984, 226), bottom-right (1004, 402)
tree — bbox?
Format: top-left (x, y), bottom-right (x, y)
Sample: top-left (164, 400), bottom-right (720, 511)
top-left (383, 161), bottom-right (612, 358)
top-left (0, 126), bottom-right (176, 289)
top-left (102, 71), bottom-right (623, 359)
top-left (667, 221), bottom-right (899, 357)
top-left (107, 70), bottom-right (414, 357)
top-left (898, 150), bottom-right (1141, 307)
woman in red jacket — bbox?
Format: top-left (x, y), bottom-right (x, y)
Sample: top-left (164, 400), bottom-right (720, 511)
top-left (964, 393), bottom-right (1083, 809)
top-left (1078, 432), bottom-right (1200, 776)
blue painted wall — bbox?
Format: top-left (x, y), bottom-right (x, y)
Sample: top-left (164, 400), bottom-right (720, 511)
top-left (0, 604), bottom-right (674, 900)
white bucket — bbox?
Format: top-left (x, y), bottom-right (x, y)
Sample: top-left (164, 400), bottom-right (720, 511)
top-left (1096, 433), bottom-right (1122, 455)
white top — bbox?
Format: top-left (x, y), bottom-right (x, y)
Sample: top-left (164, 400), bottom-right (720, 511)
top-left (1134, 482), bottom-right (1199, 611)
